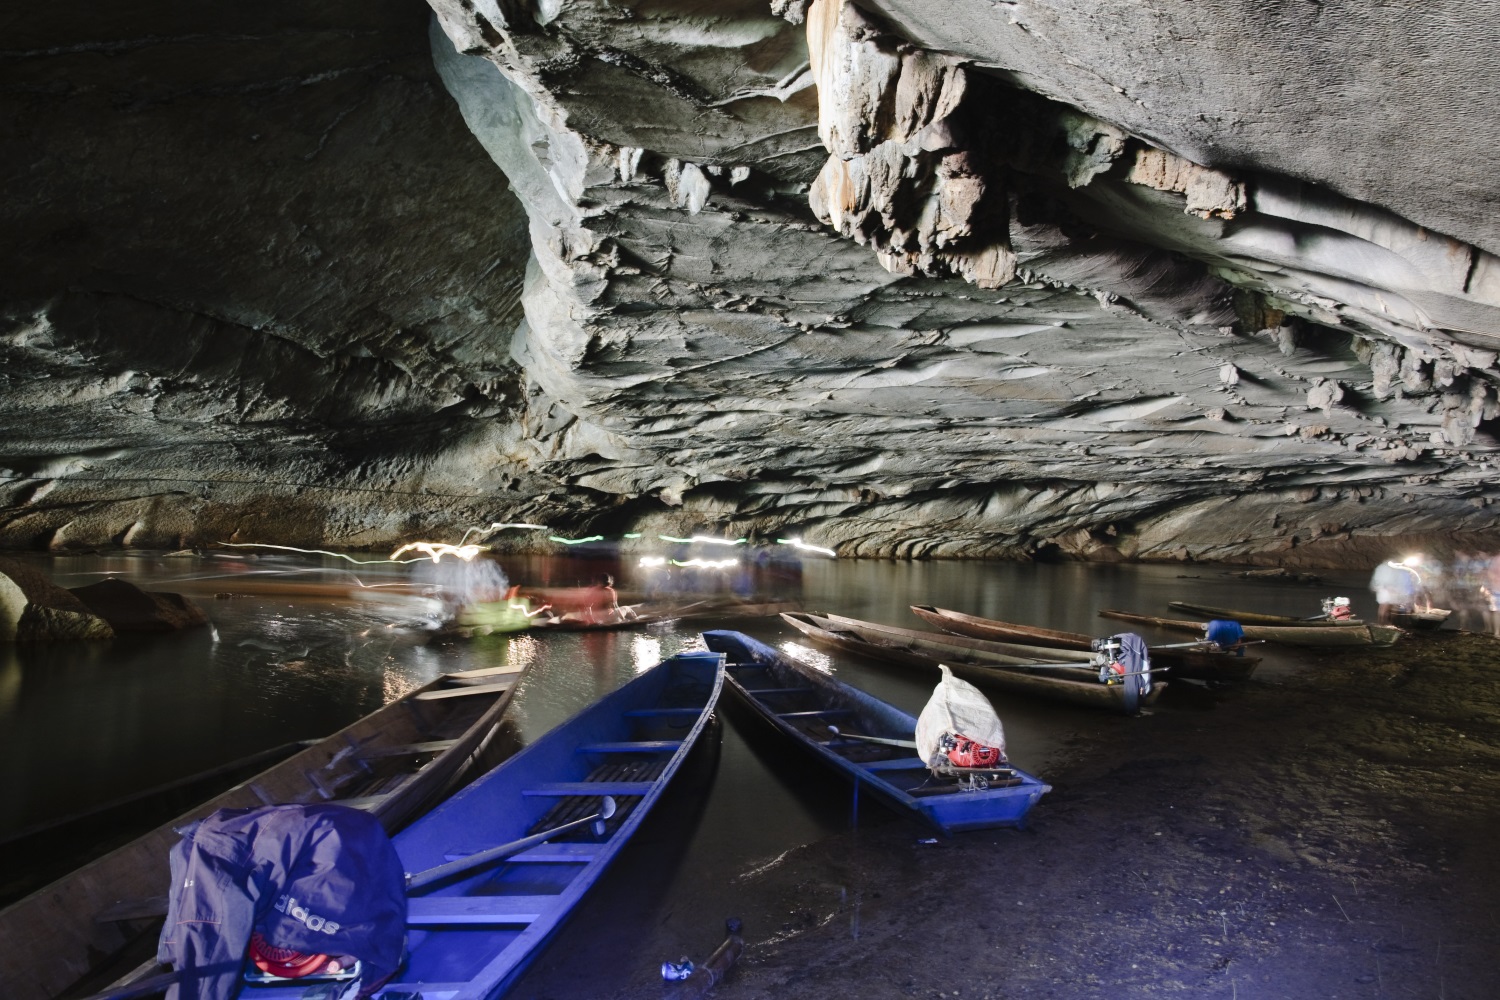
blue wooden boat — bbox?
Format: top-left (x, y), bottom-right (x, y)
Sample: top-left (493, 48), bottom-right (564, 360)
top-left (242, 648), bottom-right (724, 1000)
top-left (702, 631), bottom-right (1050, 834)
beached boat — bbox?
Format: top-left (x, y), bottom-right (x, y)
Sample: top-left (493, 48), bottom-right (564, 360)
top-left (1165, 601), bottom-right (1367, 626)
top-left (1098, 610), bottom-right (1402, 647)
top-left (0, 662), bottom-right (532, 1000)
top-left (241, 648), bottom-right (724, 1000)
top-left (703, 630), bottom-right (1050, 833)
top-left (909, 605), bottom-right (1259, 682)
top-left (1390, 607), bottom-right (1452, 630)
top-left (780, 612), bottom-right (1161, 714)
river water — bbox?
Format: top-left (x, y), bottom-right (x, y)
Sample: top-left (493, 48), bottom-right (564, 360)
top-left (0, 549), bottom-right (1383, 992)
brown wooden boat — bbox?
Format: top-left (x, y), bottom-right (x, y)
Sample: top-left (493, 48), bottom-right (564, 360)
top-left (781, 612), bottom-right (1162, 714)
top-left (1098, 610), bottom-right (1402, 647)
top-left (1389, 607), bottom-right (1452, 630)
top-left (910, 605), bottom-right (1259, 682)
top-left (0, 661), bottom-right (532, 1000)
top-left (1165, 601), bottom-right (1367, 626)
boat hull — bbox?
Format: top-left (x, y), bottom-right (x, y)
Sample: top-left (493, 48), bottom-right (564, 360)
top-left (704, 631), bottom-right (1049, 833)
top-left (1099, 610), bottom-right (1402, 647)
top-left (910, 605), bottom-right (1258, 682)
top-left (1166, 601), bottom-right (1367, 626)
top-left (277, 649), bottom-right (725, 1000)
top-left (0, 664), bottom-right (529, 1000)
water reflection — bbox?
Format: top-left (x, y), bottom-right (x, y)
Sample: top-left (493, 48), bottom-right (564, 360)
top-left (0, 550), bottom-right (1370, 913)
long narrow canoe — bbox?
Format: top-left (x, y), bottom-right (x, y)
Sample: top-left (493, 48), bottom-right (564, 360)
top-left (781, 612), bottom-right (1161, 714)
top-left (910, 605), bottom-right (1259, 682)
top-left (1165, 601), bottom-right (1366, 626)
top-left (242, 649), bottom-right (724, 1000)
top-left (0, 662), bottom-right (533, 1000)
top-left (1391, 607), bottom-right (1452, 630)
top-left (703, 630), bottom-right (1050, 833)
top-left (1099, 610), bottom-right (1402, 647)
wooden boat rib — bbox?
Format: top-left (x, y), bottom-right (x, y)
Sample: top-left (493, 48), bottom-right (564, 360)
top-left (781, 612), bottom-right (1160, 714)
top-left (244, 649), bottom-right (725, 1000)
top-left (909, 605), bottom-right (1259, 682)
top-left (0, 662), bottom-right (533, 1000)
top-left (1165, 601), bottom-right (1366, 626)
top-left (1098, 610), bottom-right (1402, 647)
top-left (703, 630), bottom-right (1050, 834)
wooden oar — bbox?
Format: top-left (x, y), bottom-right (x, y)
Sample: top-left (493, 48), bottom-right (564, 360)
top-left (405, 796), bottom-right (617, 891)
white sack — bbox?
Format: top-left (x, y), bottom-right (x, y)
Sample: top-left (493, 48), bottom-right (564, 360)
top-left (915, 664), bottom-right (1007, 767)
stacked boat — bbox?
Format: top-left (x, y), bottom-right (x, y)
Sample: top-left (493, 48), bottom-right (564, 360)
top-left (1102, 605), bottom-right (1403, 647)
top-left (780, 611), bottom-right (1163, 714)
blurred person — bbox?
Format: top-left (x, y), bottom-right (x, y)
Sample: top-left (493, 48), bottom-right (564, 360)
top-left (456, 584), bottom-right (552, 633)
top-left (1482, 555), bottom-right (1500, 636)
top-left (1370, 558), bottom-right (1420, 625)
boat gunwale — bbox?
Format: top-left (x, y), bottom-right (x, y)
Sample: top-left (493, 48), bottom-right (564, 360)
top-left (704, 631), bottom-right (1049, 834)
top-left (393, 650), bottom-right (725, 1000)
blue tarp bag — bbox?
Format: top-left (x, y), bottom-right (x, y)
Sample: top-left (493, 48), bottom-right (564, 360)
top-left (1205, 618), bottom-right (1246, 654)
top-left (157, 803), bottom-right (407, 1000)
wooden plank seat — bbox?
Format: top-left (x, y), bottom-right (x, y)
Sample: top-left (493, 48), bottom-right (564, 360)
top-left (413, 680), bottom-right (514, 701)
top-left (521, 782), bottom-right (655, 797)
top-left (857, 757), bottom-right (930, 771)
top-left (506, 842), bottom-right (605, 863)
top-left (358, 739), bottom-right (458, 760)
top-left (443, 664), bottom-right (525, 682)
top-left (406, 895), bottom-right (558, 925)
top-left (576, 740), bottom-right (683, 753)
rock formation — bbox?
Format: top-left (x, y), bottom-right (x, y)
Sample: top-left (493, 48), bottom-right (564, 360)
top-left (0, 559), bottom-right (114, 642)
top-left (2, 0), bottom-right (1497, 564)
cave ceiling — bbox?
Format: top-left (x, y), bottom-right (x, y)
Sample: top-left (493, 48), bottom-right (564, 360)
top-left (1, 0), bottom-right (1497, 563)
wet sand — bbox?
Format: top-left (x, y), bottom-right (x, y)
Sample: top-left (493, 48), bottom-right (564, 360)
top-left (530, 629), bottom-right (1500, 1000)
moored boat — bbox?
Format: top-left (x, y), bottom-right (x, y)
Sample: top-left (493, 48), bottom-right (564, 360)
top-left (241, 647), bottom-right (724, 1000)
top-left (703, 630), bottom-right (1050, 833)
top-left (1098, 610), bottom-right (1402, 647)
top-left (1390, 607), bottom-right (1452, 630)
top-left (909, 605), bottom-right (1259, 682)
top-left (1165, 601), bottom-right (1367, 626)
top-left (781, 612), bottom-right (1161, 714)
top-left (0, 662), bottom-right (533, 1000)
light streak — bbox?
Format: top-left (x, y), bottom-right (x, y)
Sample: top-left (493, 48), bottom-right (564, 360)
top-left (549, 534), bottom-right (605, 545)
top-left (672, 558), bottom-right (740, 569)
top-left (623, 532), bottom-right (643, 539)
top-left (632, 635), bottom-right (662, 674)
top-left (218, 542), bottom-right (420, 565)
top-left (388, 542), bottom-right (484, 563)
top-left (455, 522), bottom-right (549, 545)
top-left (776, 537), bottom-right (837, 557)
top-left (638, 556), bottom-right (668, 568)
top-left (658, 534), bottom-right (747, 546)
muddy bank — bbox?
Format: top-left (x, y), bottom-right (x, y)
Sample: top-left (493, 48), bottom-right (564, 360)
top-left (529, 630), bottom-right (1500, 1000)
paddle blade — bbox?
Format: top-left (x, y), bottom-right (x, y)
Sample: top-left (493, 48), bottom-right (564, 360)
top-left (600, 795), bottom-right (618, 820)
top-left (592, 819), bottom-right (607, 838)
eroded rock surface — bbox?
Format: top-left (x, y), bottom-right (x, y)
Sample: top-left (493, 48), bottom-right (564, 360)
top-left (2, 0), bottom-right (1497, 564)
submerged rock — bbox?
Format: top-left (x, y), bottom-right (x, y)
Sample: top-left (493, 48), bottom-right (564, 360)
top-left (69, 579), bottom-right (208, 634)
